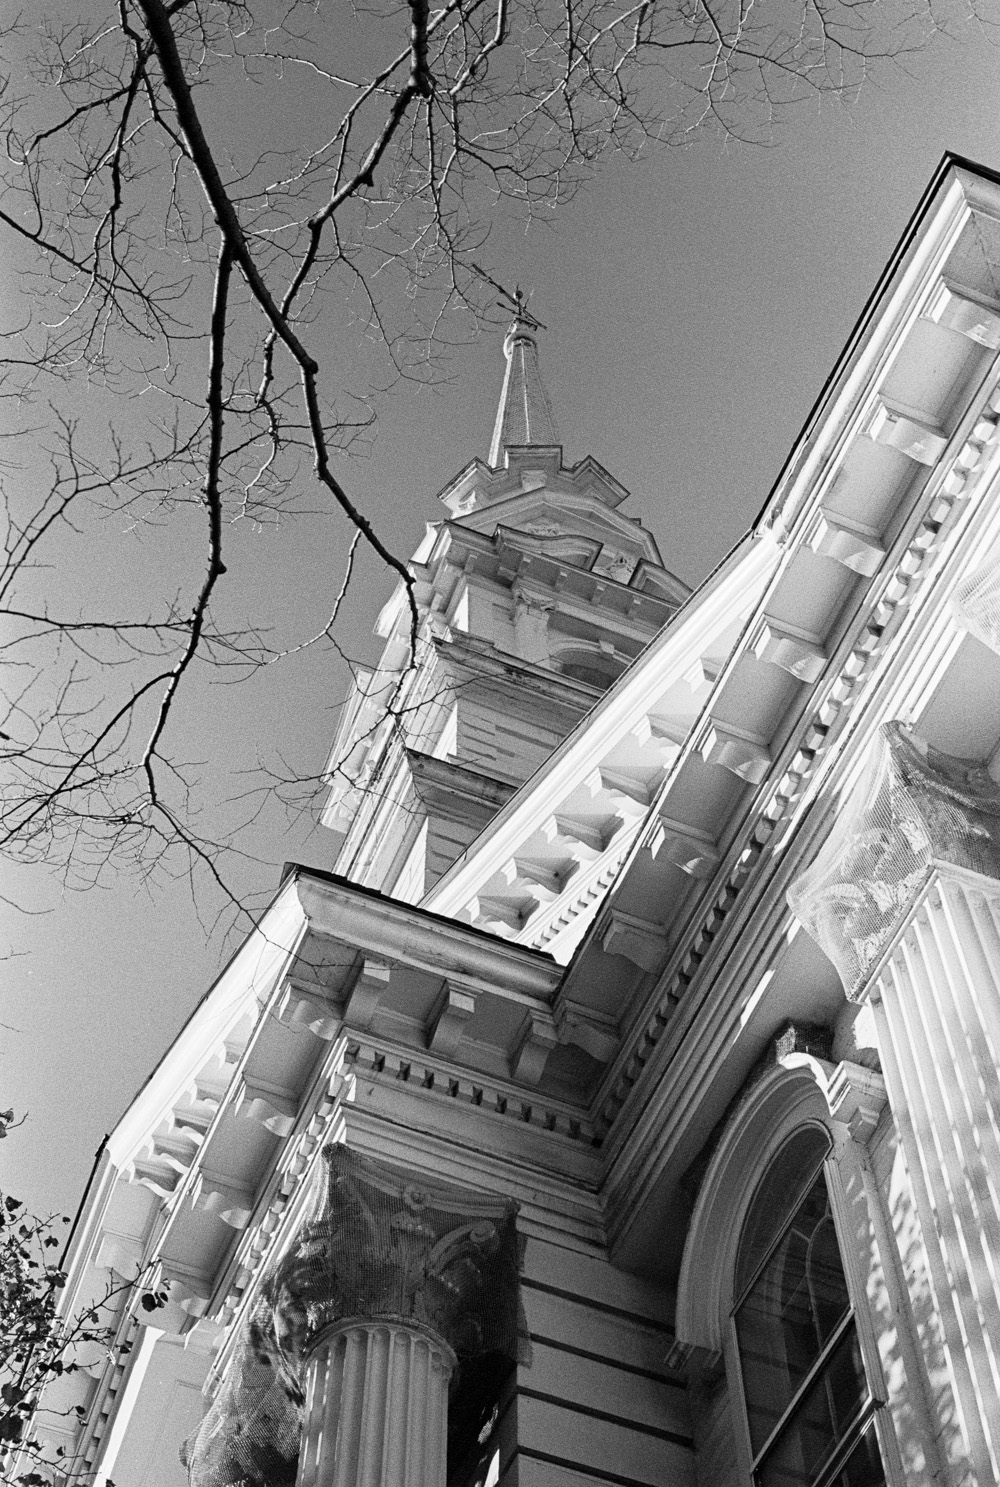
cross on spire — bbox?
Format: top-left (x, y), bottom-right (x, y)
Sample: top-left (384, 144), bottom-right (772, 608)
top-left (488, 290), bottom-right (558, 467)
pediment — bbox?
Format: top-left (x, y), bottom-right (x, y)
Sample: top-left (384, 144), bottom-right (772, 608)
top-left (493, 523), bottom-right (603, 570)
top-left (461, 488), bottom-right (660, 565)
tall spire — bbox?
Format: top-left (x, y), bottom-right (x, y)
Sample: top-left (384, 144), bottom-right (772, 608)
top-left (488, 314), bottom-right (558, 466)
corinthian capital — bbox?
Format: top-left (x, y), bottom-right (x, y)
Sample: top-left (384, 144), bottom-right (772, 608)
top-left (183, 1149), bottom-right (522, 1487)
top-left (268, 1146), bottom-right (522, 1367)
top-left (789, 722), bottom-right (1000, 999)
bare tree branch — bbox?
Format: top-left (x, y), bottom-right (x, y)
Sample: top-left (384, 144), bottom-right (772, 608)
top-left (0, 0), bottom-right (974, 914)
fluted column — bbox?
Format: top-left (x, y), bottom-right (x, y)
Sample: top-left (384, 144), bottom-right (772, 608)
top-left (871, 878), bottom-right (1000, 1485)
top-left (789, 723), bottom-right (1000, 1486)
top-left (297, 1321), bottom-right (456, 1487)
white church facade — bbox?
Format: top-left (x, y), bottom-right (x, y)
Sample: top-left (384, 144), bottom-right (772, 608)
top-left (42, 152), bottom-right (1000, 1487)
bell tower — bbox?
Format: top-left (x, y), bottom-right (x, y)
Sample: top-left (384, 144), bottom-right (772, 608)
top-left (323, 316), bottom-right (690, 903)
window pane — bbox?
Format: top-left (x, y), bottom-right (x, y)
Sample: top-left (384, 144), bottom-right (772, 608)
top-left (755, 1325), bottom-right (873, 1487)
top-left (736, 1127), bottom-right (832, 1297)
top-left (737, 1173), bottom-right (852, 1454)
top-left (830, 1420), bottom-right (886, 1487)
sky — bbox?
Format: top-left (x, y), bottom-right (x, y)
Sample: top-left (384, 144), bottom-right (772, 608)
top-left (7, 8), bottom-right (1000, 1223)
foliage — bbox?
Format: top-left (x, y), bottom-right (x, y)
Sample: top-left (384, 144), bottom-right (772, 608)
top-left (0, 1193), bottom-right (81, 1482)
top-left (0, 1115), bottom-right (164, 1486)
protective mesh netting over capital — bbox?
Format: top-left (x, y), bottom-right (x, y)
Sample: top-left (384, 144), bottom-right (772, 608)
top-left (181, 1146), bottom-right (526, 1487)
top-left (788, 721), bottom-right (1000, 999)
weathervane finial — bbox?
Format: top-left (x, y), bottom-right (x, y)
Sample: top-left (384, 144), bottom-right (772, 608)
top-left (498, 283), bottom-right (545, 335)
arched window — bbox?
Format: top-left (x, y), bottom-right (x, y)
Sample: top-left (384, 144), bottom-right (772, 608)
top-left (732, 1126), bottom-right (885, 1487)
top-left (550, 645), bottom-right (627, 690)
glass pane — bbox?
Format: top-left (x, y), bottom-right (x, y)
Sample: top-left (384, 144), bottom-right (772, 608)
top-left (736, 1127), bottom-right (832, 1298)
top-left (829, 1421), bottom-right (886, 1487)
top-left (755, 1325), bottom-right (872, 1487)
top-left (737, 1174), bottom-right (852, 1454)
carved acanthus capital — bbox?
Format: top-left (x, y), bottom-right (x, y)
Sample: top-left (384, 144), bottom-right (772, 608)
top-left (511, 582), bottom-right (555, 619)
top-left (183, 1149), bottom-right (523, 1487)
top-left (511, 584), bottom-right (554, 663)
top-left (789, 722), bottom-right (1000, 999)
top-left (268, 1146), bottom-right (522, 1369)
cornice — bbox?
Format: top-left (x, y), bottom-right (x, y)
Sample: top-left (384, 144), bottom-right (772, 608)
top-left (436, 447), bottom-right (634, 512)
top-left (593, 368), bottom-right (1000, 1252)
top-left (408, 750), bottom-right (518, 814)
top-left (432, 521), bottom-right (682, 618)
top-left (434, 632), bottom-right (604, 709)
top-left (763, 158), bottom-right (998, 540)
top-left (106, 883), bottom-right (308, 1174)
top-left (292, 869), bottom-right (562, 1002)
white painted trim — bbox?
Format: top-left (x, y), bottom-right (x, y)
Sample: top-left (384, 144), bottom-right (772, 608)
top-left (423, 533), bottom-right (778, 918)
top-left (772, 174), bottom-right (976, 541)
top-left (823, 1145), bottom-right (908, 1487)
top-left (58, 883), bottom-right (309, 1324)
top-left (105, 882), bottom-right (308, 1171)
top-left (92, 1324), bottom-right (161, 1487)
top-left (676, 1058), bottom-right (928, 1487)
top-left (295, 874), bottom-right (561, 999)
top-left (675, 1062), bottom-right (829, 1350)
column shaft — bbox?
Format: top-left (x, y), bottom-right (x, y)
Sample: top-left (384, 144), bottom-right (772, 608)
top-left (297, 1321), bottom-right (455, 1487)
top-left (873, 878), bottom-right (1000, 1484)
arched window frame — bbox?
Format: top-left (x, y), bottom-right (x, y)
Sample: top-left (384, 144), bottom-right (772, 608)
top-left (547, 639), bottom-right (629, 689)
top-left (676, 1061), bottom-right (902, 1487)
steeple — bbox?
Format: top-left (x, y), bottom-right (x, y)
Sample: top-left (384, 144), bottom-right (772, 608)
top-left (323, 301), bottom-right (689, 911)
top-left (488, 313), bottom-right (558, 466)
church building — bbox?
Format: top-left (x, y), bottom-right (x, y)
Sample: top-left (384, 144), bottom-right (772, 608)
top-left (43, 152), bottom-right (1000, 1487)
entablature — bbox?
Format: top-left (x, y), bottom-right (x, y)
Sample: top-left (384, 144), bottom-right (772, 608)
top-left (570, 158), bottom-right (1000, 1275)
top-left (425, 520), bottom-right (678, 630)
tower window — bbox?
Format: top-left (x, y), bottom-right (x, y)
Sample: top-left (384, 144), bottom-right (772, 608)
top-left (554, 648), bottom-right (626, 689)
top-left (732, 1128), bottom-right (886, 1487)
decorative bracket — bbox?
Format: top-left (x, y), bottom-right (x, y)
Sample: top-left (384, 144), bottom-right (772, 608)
top-left (647, 816), bottom-right (719, 878)
top-left (276, 978), bottom-right (340, 1040)
top-left (924, 280), bottom-right (1000, 349)
top-left (129, 1156), bottom-right (182, 1199)
top-left (555, 998), bottom-right (619, 1062)
top-left (427, 982), bottom-right (477, 1057)
top-left (866, 399), bottom-right (947, 465)
top-left (752, 619), bottom-right (827, 682)
top-left (700, 721), bottom-right (771, 784)
top-left (344, 956), bottom-right (391, 1031)
top-left (630, 713), bottom-right (685, 764)
top-left (543, 812), bottom-right (618, 858)
top-left (159, 1260), bottom-right (214, 1319)
top-left (471, 894), bottom-right (533, 931)
top-left (190, 1169), bottom-right (256, 1230)
top-left (683, 656), bottom-right (721, 691)
top-left (808, 510), bottom-right (885, 575)
top-left (94, 1231), bottom-right (144, 1281)
top-left (601, 909), bottom-right (668, 972)
top-left (234, 1075), bottom-right (299, 1137)
top-left (585, 766), bottom-right (650, 811)
top-left (511, 1010), bottom-right (559, 1084)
